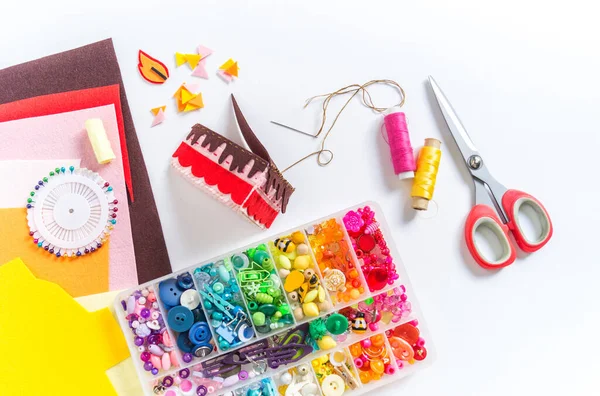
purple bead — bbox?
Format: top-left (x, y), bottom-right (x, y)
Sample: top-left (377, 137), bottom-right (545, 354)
top-left (182, 353), bottom-right (193, 363)
top-left (140, 308), bottom-right (151, 319)
top-left (76, 251), bottom-right (82, 256)
top-left (44, 246), bottom-right (49, 251)
top-left (35, 185), bottom-right (40, 190)
top-left (38, 181), bottom-right (44, 185)
top-left (144, 361), bottom-right (153, 371)
top-left (134, 337), bottom-right (144, 346)
top-left (56, 252), bottom-right (61, 257)
top-left (140, 352), bottom-right (151, 362)
top-left (49, 248), bottom-right (54, 254)
top-left (90, 247), bottom-right (96, 252)
top-left (84, 248), bottom-right (90, 253)
top-left (26, 204), bottom-right (32, 209)
top-left (151, 368), bottom-right (159, 375)
top-left (179, 368), bottom-right (190, 379)
top-left (121, 300), bottom-right (127, 311)
top-left (97, 243), bottom-right (102, 248)
top-left (147, 334), bottom-right (161, 345)
top-left (162, 376), bottom-right (174, 387)
top-left (197, 385), bottom-right (208, 396)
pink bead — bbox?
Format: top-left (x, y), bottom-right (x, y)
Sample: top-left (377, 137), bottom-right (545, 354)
top-left (162, 352), bottom-right (171, 371)
top-left (396, 360), bottom-right (404, 369)
top-left (354, 357), bottom-right (364, 368)
top-left (170, 350), bottom-right (179, 367)
top-left (147, 292), bottom-right (156, 303)
top-left (150, 355), bottom-right (162, 370)
top-left (361, 339), bottom-right (372, 348)
top-left (416, 337), bottom-right (425, 347)
top-left (400, 285), bottom-right (406, 293)
top-left (400, 294), bottom-right (408, 302)
top-left (384, 364), bottom-right (396, 375)
top-left (369, 323), bottom-right (379, 332)
top-left (410, 319), bottom-right (419, 326)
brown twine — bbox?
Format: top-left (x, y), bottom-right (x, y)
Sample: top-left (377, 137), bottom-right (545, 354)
top-left (281, 79), bottom-right (406, 173)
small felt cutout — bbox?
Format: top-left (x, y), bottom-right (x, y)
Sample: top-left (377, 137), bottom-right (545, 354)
top-left (137, 50), bottom-right (169, 84)
top-left (218, 58), bottom-right (239, 82)
top-left (176, 53), bottom-right (202, 70)
top-left (196, 45), bottom-right (213, 58)
top-left (191, 59), bottom-right (208, 79)
top-left (151, 109), bottom-right (166, 127)
top-left (173, 84), bottom-right (203, 113)
top-left (150, 106), bottom-right (166, 116)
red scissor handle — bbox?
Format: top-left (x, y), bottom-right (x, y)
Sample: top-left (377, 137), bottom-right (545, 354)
top-left (501, 189), bottom-right (553, 253)
top-left (465, 205), bottom-right (517, 269)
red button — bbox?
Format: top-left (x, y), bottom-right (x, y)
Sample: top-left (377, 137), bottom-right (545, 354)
top-left (357, 234), bottom-right (376, 252)
top-left (393, 323), bottom-right (420, 345)
top-left (413, 345), bottom-right (427, 361)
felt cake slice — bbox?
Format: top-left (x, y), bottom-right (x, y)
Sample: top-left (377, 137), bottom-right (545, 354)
top-left (171, 96), bottom-right (293, 228)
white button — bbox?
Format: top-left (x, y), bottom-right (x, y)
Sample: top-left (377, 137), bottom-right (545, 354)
top-left (321, 374), bottom-right (345, 396)
top-left (180, 289), bottom-right (201, 310)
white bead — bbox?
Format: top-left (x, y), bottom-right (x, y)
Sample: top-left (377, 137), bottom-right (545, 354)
top-left (138, 297), bottom-right (147, 305)
top-left (141, 289), bottom-right (150, 297)
top-left (280, 372), bottom-right (293, 385)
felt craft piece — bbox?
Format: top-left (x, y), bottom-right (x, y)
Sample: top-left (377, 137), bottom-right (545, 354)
top-left (193, 45), bottom-right (213, 79)
top-left (137, 50), bottom-right (169, 84)
top-left (0, 208), bottom-right (109, 296)
top-left (0, 258), bottom-right (129, 395)
top-left (171, 95), bottom-right (293, 229)
top-left (0, 41), bottom-right (172, 284)
top-left (175, 52), bottom-right (201, 69)
top-left (0, 105), bottom-right (136, 293)
top-left (197, 44), bottom-right (213, 58)
top-left (75, 291), bottom-right (144, 395)
top-left (151, 106), bottom-right (166, 116)
top-left (218, 58), bottom-right (239, 82)
top-left (151, 108), bottom-right (166, 127)
top-left (174, 83), bottom-right (204, 113)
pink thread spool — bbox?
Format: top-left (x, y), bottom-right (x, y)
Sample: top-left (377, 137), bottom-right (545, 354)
top-left (383, 107), bottom-right (416, 180)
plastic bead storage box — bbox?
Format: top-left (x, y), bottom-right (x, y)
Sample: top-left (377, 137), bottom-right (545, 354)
top-left (115, 202), bottom-right (434, 396)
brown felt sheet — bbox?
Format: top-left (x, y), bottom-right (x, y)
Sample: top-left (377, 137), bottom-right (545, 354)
top-left (0, 38), bottom-right (171, 283)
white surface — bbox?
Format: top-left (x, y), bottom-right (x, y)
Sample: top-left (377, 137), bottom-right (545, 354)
top-left (2, 1), bottom-right (599, 394)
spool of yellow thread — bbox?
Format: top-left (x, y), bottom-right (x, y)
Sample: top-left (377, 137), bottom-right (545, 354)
top-left (411, 138), bottom-right (441, 210)
top-left (85, 119), bottom-right (115, 164)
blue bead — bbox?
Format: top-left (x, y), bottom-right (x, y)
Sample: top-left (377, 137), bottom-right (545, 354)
top-left (159, 278), bottom-right (184, 307)
top-left (111, 219), bottom-right (117, 225)
top-left (204, 300), bottom-right (213, 310)
top-left (61, 167), bottom-right (66, 173)
top-left (69, 166), bottom-right (75, 172)
top-left (56, 252), bottom-right (61, 257)
top-left (223, 292), bottom-right (233, 301)
top-left (26, 204), bottom-right (32, 209)
top-left (107, 186), bottom-right (113, 192)
top-left (35, 185), bottom-right (39, 190)
top-left (76, 251), bottom-right (82, 256)
top-left (177, 273), bottom-right (195, 290)
top-left (37, 242), bottom-right (43, 247)
top-left (209, 268), bottom-right (217, 277)
top-left (167, 305), bottom-right (194, 333)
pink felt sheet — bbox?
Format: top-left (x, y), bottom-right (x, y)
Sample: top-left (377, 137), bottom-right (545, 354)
top-left (0, 105), bottom-right (138, 289)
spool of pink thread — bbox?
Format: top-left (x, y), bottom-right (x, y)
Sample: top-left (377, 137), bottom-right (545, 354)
top-left (383, 107), bottom-right (416, 180)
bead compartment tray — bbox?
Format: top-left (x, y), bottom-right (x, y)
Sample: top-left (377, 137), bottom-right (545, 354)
top-left (115, 201), bottom-right (435, 396)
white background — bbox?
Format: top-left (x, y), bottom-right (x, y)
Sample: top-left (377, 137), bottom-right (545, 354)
top-left (2, 1), bottom-right (599, 395)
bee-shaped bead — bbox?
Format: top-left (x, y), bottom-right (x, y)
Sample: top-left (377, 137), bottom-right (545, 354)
top-left (274, 238), bottom-right (296, 253)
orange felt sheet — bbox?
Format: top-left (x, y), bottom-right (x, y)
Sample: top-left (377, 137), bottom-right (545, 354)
top-left (0, 208), bottom-right (109, 296)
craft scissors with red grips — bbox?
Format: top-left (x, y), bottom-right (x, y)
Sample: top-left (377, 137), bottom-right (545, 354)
top-left (428, 76), bottom-right (553, 269)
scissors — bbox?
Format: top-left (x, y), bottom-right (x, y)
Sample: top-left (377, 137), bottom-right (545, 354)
top-left (428, 76), bottom-right (553, 269)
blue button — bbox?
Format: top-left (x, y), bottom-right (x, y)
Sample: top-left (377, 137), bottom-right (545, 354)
top-left (167, 305), bottom-right (194, 332)
top-left (177, 332), bottom-right (194, 353)
top-left (159, 279), bottom-right (184, 307)
top-left (189, 322), bottom-right (211, 344)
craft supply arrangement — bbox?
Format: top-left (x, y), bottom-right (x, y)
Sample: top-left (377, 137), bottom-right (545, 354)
top-left (115, 202), bottom-right (434, 396)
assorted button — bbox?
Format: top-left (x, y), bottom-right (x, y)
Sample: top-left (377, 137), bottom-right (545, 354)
top-left (158, 272), bottom-right (215, 364)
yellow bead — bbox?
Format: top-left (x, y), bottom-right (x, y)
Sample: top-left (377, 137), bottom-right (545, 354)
top-left (350, 289), bottom-right (360, 300)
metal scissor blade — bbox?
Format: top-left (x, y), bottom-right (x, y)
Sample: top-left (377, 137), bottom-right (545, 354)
top-left (428, 76), bottom-right (480, 172)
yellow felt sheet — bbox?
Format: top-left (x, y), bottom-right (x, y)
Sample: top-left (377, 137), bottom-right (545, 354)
top-left (0, 208), bottom-right (109, 297)
top-left (0, 258), bottom-right (129, 395)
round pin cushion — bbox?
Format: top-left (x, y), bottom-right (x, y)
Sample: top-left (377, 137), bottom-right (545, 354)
top-left (26, 166), bottom-right (117, 257)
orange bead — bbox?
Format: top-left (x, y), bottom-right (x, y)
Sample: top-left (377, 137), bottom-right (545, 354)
top-left (349, 344), bottom-right (362, 357)
top-left (345, 282), bottom-right (353, 290)
top-left (348, 269), bottom-right (359, 279)
top-left (370, 358), bottom-right (384, 374)
top-left (359, 287), bottom-right (365, 293)
top-left (359, 370), bottom-right (371, 384)
top-left (371, 334), bottom-right (385, 347)
top-left (351, 279), bottom-right (361, 288)
top-left (350, 289), bottom-right (360, 300)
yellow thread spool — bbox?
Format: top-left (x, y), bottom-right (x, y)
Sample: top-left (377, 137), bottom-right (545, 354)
top-left (85, 119), bottom-right (115, 164)
top-left (411, 138), bottom-right (441, 210)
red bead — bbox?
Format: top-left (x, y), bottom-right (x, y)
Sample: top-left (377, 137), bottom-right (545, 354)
top-left (367, 267), bottom-right (388, 291)
top-left (357, 234), bottom-right (376, 252)
top-left (413, 345), bottom-right (427, 361)
top-left (112, 213), bottom-right (117, 218)
top-left (113, 207), bottom-right (119, 212)
top-left (104, 182), bottom-right (110, 187)
top-left (113, 199), bottom-right (118, 204)
top-left (393, 323), bottom-right (420, 345)
top-left (29, 231), bottom-right (34, 236)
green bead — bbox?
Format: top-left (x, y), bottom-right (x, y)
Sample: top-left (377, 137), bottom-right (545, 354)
top-left (27, 198), bottom-right (32, 203)
top-left (49, 171), bottom-right (54, 176)
top-left (30, 192), bottom-right (35, 197)
top-left (55, 168), bottom-right (60, 174)
top-left (364, 297), bottom-right (374, 305)
top-left (43, 177), bottom-right (48, 182)
top-left (252, 311), bottom-right (266, 327)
